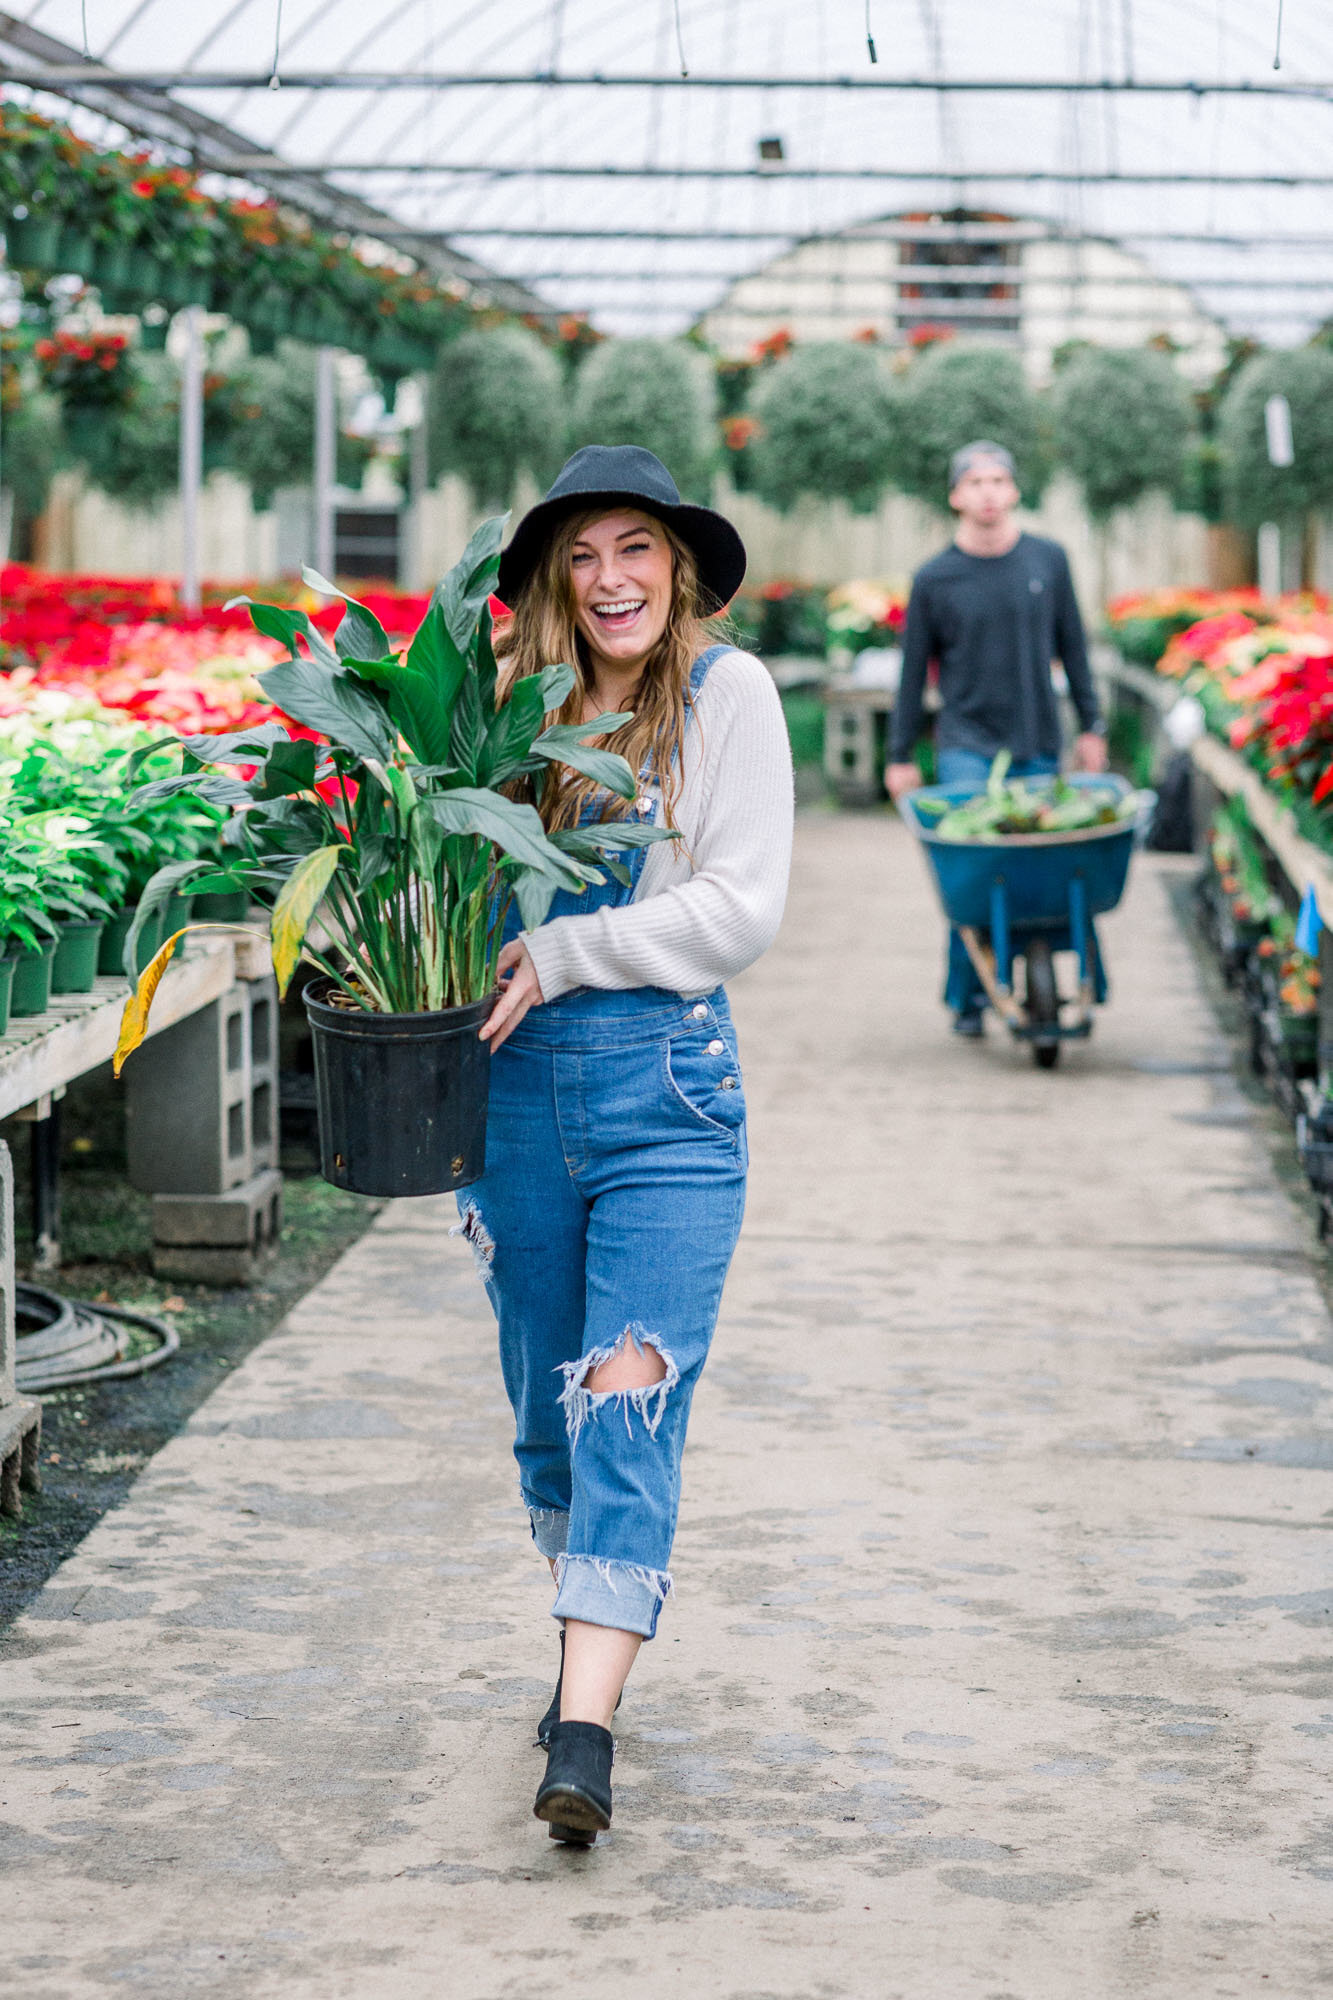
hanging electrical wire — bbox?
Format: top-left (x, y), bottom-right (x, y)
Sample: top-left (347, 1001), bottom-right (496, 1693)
top-left (674, 0), bottom-right (689, 77)
top-left (81, 1), bottom-right (91, 60)
top-left (269, 0), bottom-right (284, 89)
top-left (1273, 0), bottom-right (1284, 69)
top-left (865, 0), bottom-right (878, 63)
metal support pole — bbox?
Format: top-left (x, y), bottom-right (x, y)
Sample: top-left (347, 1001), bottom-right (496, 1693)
top-left (178, 305), bottom-right (204, 612)
top-left (408, 379), bottom-right (428, 591)
top-left (314, 344), bottom-right (337, 580)
top-left (1258, 523), bottom-right (1282, 600)
top-left (30, 1101), bottom-right (61, 1277)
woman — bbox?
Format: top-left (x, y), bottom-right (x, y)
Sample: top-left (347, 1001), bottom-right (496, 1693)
top-left (456, 444), bottom-right (793, 1846)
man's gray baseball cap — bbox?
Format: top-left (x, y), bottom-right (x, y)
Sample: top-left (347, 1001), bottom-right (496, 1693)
top-left (949, 440), bottom-right (1018, 490)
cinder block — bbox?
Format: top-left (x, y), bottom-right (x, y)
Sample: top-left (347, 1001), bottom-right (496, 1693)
top-left (126, 986), bottom-right (252, 1194)
top-left (151, 1167), bottom-right (283, 1286)
top-left (246, 980), bottom-right (279, 1177)
top-left (0, 1141), bottom-right (41, 1518)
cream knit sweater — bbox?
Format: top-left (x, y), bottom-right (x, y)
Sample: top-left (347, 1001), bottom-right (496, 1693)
top-left (520, 648), bottom-right (795, 1002)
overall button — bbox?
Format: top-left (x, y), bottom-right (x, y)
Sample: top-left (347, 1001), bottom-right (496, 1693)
top-left (691, 1003), bottom-right (708, 1020)
top-left (707, 1039), bottom-right (725, 1055)
top-left (720, 1077), bottom-right (738, 1090)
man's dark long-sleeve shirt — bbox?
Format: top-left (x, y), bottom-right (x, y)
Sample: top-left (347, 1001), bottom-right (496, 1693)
top-left (888, 533), bottom-right (1102, 765)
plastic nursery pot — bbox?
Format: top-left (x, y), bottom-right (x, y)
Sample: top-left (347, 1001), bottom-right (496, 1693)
top-left (191, 888), bottom-right (250, 922)
top-left (51, 918), bottom-right (106, 995)
top-left (163, 892), bottom-right (194, 936)
top-left (0, 955), bottom-right (15, 1038)
top-left (5, 214), bottom-right (64, 268)
top-left (304, 981), bottom-right (496, 1198)
top-left (10, 940), bottom-right (59, 1018)
top-left (101, 905), bottom-right (163, 979)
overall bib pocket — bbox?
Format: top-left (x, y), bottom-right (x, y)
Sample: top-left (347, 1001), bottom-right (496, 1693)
top-left (664, 1023), bottom-right (746, 1140)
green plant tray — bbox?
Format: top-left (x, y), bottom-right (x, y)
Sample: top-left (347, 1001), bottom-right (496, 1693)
top-left (0, 955), bottom-right (15, 1038)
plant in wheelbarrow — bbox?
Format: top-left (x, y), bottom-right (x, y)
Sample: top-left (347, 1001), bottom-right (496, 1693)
top-left (112, 516), bottom-right (677, 1196)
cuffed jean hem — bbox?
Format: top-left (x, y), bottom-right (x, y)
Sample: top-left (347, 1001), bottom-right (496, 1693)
top-left (551, 1552), bottom-right (673, 1641)
top-left (528, 1505), bottom-right (570, 1561)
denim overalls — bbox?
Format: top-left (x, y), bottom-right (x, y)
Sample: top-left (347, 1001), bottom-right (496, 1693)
top-left (454, 646), bottom-right (746, 1639)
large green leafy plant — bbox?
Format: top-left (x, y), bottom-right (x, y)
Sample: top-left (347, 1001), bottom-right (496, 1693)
top-left (116, 516), bottom-right (673, 1059)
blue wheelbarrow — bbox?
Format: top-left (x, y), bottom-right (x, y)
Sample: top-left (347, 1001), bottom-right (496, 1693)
top-left (901, 774), bottom-right (1152, 1068)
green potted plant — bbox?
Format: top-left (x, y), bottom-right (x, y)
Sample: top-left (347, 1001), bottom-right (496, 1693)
top-left (25, 812), bottom-right (120, 994)
top-left (0, 814), bottom-right (61, 1020)
top-left (115, 517), bottom-right (676, 1196)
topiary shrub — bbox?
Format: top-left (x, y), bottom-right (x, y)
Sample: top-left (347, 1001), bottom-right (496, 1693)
top-left (890, 344), bottom-right (1050, 509)
top-left (748, 343), bottom-right (898, 515)
top-left (1050, 346), bottom-right (1192, 519)
top-left (1218, 346), bottom-right (1333, 529)
top-left (426, 325), bottom-right (564, 507)
top-left (567, 338), bottom-right (716, 498)
top-left (227, 343), bottom-right (322, 509)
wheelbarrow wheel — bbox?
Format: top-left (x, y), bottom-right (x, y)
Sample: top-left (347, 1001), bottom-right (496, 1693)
top-left (1025, 937), bottom-right (1061, 1069)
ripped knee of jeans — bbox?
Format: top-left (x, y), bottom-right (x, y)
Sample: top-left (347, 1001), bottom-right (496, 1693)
top-left (450, 1200), bottom-right (495, 1280)
top-left (558, 1324), bottom-right (681, 1444)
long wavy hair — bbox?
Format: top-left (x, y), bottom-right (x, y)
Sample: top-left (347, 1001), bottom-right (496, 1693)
top-left (494, 507), bottom-right (718, 832)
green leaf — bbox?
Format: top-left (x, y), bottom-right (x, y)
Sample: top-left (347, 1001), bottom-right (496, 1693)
top-left (476, 603), bottom-right (500, 712)
top-left (228, 597), bottom-right (339, 669)
top-left (123, 857), bottom-right (209, 986)
top-left (270, 844), bottom-right (343, 998)
top-left (301, 567), bottom-right (393, 663)
top-left (352, 604), bottom-right (468, 766)
top-left (423, 788), bottom-right (585, 886)
top-left (511, 865), bottom-right (559, 933)
top-left (131, 773), bottom-right (253, 809)
top-left (175, 722), bottom-right (293, 764)
top-left (448, 670), bottom-right (486, 784)
top-left (479, 673), bottom-right (549, 786)
top-left (435, 513), bottom-right (507, 654)
top-left (528, 735), bottom-right (638, 799)
top-left (549, 821), bottom-right (679, 858)
top-left (258, 657), bottom-right (394, 763)
top-left (125, 735), bottom-right (187, 782)
top-left (538, 661), bottom-right (576, 712)
top-left (251, 738), bottom-right (319, 800)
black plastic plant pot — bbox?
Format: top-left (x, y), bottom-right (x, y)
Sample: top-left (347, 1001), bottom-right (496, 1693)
top-left (304, 981), bottom-right (496, 1198)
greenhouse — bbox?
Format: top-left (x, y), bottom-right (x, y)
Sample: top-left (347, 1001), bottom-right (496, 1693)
top-left (1, 4), bottom-right (1333, 1992)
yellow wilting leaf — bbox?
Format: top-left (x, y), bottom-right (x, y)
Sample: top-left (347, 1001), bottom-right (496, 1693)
top-left (270, 844), bottom-right (343, 998)
top-left (112, 929), bottom-right (189, 1077)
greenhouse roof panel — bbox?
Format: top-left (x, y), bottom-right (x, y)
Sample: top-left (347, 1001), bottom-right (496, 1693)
top-left (5, 0), bottom-right (1333, 340)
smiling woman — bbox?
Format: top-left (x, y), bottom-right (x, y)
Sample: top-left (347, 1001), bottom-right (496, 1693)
top-left (454, 443), bottom-right (795, 1849)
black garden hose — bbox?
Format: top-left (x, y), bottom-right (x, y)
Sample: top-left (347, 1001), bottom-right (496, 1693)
top-left (15, 1282), bottom-right (179, 1394)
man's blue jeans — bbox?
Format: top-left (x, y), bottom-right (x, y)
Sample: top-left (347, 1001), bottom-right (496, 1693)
top-left (454, 985), bottom-right (746, 1639)
top-left (935, 748), bottom-right (1059, 1016)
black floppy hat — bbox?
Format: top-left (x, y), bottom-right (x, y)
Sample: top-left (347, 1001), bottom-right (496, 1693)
top-left (496, 444), bottom-right (747, 614)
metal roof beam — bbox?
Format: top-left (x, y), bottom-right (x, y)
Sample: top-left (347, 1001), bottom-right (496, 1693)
top-left (181, 163), bottom-right (1333, 186)
top-left (380, 226), bottom-right (1333, 248)
top-left (3, 68), bottom-right (1333, 98)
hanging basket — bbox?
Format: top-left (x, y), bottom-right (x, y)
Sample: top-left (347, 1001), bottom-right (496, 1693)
top-left (54, 228), bottom-right (98, 278)
top-left (92, 243), bottom-right (135, 294)
top-left (5, 214), bottom-right (64, 269)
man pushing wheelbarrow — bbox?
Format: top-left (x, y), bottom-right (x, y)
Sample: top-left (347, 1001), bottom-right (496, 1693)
top-left (885, 440), bottom-right (1110, 1039)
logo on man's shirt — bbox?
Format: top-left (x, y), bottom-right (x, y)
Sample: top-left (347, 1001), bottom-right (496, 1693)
top-left (1029, 576), bottom-right (1044, 594)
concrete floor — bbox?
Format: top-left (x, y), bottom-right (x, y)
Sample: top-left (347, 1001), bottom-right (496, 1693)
top-left (4, 813), bottom-right (1332, 1999)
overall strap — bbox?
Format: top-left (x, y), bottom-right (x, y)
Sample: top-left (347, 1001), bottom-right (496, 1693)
top-left (688, 642), bottom-right (735, 698)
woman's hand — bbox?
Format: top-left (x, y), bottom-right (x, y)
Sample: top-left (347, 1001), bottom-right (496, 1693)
top-left (479, 939), bottom-right (545, 1051)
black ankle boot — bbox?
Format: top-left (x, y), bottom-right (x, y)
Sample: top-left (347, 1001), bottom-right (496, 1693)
top-left (534, 1721), bottom-right (614, 1844)
top-left (535, 1630), bottom-right (566, 1749)
top-left (535, 1631), bottom-right (621, 1750)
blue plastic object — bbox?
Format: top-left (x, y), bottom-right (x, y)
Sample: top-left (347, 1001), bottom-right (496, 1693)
top-left (902, 774), bottom-right (1141, 934)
